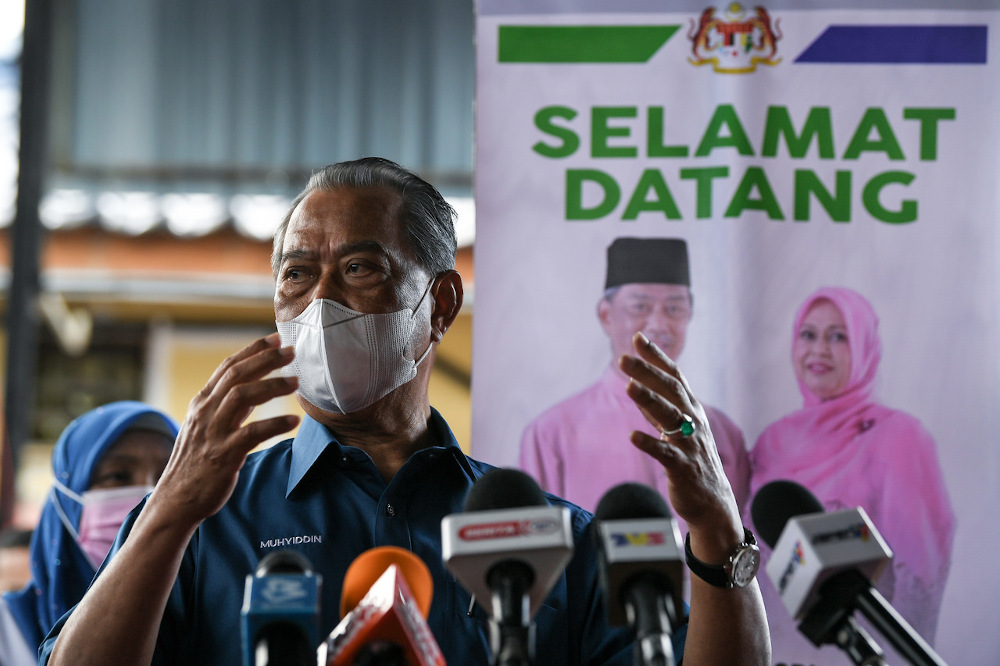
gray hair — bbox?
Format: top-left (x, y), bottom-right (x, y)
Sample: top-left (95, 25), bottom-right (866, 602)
top-left (602, 286), bottom-right (621, 302)
top-left (271, 157), bottom-right (458, 277)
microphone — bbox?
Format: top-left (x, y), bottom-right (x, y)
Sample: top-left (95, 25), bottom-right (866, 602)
top-left (441, 468), bottom-right (574, 666)
top-left (752, 480), bottom-right (947, 666)
top-left (593, 483), bottom-right (682, 666)
top-left (241, 549), bottom-right (322, 666)
top-left (319, 546), bottom-right (445, 666)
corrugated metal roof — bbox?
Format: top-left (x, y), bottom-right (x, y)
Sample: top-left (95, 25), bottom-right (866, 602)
top-left (14, 187), bottom-right (476, 246)
top-left (0, 0), bottom-right (477, 244)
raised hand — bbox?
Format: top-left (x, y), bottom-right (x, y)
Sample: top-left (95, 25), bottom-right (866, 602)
top-left (619, 331), bottom-right (741, 541)
top-left (152, 333), bottom-right (301, 526)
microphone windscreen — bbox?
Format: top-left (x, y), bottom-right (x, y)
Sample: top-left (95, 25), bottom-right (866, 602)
top-left (594, 482), bottom-right (672, 522)
top-left (751, 480), bottom-right (826, 548)
top-left (464, 468), bottom-right (547, 512)
top-left (339, 546), bottom-right (433, 619)
top-left (255, 548), bottom-right (314, 576)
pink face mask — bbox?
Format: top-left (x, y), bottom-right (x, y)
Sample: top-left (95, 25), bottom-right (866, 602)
top-left (52, 481), bottom-right (153, 569)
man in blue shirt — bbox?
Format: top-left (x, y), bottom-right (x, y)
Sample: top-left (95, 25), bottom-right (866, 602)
top-left (42, 158), bottom-right (770, 665)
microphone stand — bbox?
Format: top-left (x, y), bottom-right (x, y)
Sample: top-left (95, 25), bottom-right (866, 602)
top-left (254, 624), bottom-right (314, 666)
top-left (488, 562), bottom-right (535, 666)
top-left (825, 570), bottom-right (948, 666)
top-left (353, 641), bottom-right (408, 666)
top-left (798, 592), bottom-right (886, 666)
top-left (624, 576), bottom-right (676, 666)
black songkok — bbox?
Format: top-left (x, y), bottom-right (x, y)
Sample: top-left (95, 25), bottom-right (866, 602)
top-left (604, 237), bottom-right (690, 290)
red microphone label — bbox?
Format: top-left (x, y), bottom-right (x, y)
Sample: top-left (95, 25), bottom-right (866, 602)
top-left (458, 518), bottom-right (560, 541)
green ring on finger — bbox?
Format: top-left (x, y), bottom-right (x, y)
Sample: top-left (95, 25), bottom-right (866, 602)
top-left (659, 413), bottom-right (696, 439)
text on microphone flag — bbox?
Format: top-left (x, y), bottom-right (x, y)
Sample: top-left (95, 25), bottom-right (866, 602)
top-left (457, 517), bottom-right (562, 541)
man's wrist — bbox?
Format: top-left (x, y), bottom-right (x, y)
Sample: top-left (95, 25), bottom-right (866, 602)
top-left (685, 511), bottom-right (745, 563)
top-left (685, 527), bottom-right (760, 589)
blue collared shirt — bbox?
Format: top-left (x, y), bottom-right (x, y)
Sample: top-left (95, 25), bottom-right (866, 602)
top-left (42, 410), bottom-right (686, 665)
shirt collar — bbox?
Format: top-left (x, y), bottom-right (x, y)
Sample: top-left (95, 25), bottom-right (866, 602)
top-left (285, 409), bottom-right (468, 496)
top-left (286, 415), bottom-right (336, 495)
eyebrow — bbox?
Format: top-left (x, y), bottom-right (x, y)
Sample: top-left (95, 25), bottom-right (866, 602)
top-left (800, 323), bottom-right (848, 331)
top-left (95, 450), bottom-right (165, 466)
top-left (337, 240), bottom-right (392, 258)
top-left (279, 240), bottom-right (391, 267)
top-left (278, 248), bottom-right (317, 266)
top-left (624, 294), bottom-right (689, 301)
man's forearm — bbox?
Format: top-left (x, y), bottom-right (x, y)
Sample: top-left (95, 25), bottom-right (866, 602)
top-left (47, 499), bottom-right (196, 666)
top-left (682, 528), bottom-right (771, 666)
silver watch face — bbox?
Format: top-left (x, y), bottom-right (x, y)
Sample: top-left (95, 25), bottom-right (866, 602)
top-left (731, 546), bottom-right (761, 587)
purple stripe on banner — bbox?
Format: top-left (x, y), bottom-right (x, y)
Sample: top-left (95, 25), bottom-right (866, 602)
top-left (796, 25), bottom-right (988, 64)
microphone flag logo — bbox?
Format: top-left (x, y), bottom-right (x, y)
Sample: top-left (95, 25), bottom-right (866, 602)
top-left (260, 578), bottom-right (310, 605)
top-left (609, 531), bottom-right (667, 547)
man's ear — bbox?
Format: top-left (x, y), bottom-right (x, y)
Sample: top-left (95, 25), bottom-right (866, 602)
top-left (597, 296), bottom-right (613, 335)
top-left (429, 270), bottom-right (464, 343)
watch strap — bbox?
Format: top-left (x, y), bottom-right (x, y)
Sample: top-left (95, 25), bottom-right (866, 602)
top-left (684, 527), bottom-right (758, 589)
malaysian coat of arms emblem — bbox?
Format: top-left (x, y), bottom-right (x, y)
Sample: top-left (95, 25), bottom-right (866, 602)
top-left (689, 3), bottom-right (782, 73)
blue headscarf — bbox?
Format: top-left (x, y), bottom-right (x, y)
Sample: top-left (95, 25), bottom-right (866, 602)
top-left (2, 401), bottom-right (179, 649)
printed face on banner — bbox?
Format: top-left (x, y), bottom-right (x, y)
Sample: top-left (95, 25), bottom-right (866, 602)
top-left (792, 299), bottom-right (851, 400)
top-left (598, 284), bottom-right (692, 363)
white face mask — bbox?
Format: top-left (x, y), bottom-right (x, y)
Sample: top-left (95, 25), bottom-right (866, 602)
top-left (52, 481), bottom-right (153, 569)
top-left (276, 282), bottom-right (434, 414)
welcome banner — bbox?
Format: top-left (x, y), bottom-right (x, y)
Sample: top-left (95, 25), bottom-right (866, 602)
top-left (472, 2), bottom-right (999, 664)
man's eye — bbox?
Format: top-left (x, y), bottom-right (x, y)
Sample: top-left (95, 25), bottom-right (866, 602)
top-left (346, 262), bottom-right (376, 276)
top-left (285, 269), bottom-right (307, 282)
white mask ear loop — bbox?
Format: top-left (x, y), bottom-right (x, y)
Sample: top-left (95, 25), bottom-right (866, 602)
top-left (411, 276), bottom-right (438, 367)
top-left (414, 338), bottom-right (434, 368)
top-left (410, 276), bottom-right (436, 316)
top-left (50, 479), bottom-right (84, 542)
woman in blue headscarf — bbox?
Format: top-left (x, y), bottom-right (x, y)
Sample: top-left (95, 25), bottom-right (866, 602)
top-left (0, 401), bottom-right (177, 664)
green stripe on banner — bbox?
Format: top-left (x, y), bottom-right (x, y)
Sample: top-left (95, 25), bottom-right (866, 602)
top-left (498, 25), bottom-right (680, 63)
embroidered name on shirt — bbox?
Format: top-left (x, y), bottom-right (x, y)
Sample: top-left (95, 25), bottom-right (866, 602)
top-left (260, 535), bottom-right (323, 549)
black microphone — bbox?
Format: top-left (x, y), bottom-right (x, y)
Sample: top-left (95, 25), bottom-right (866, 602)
top-left (752, 480), bottom-right (947, 666)
top-left (241, 549), bottom-right (322, 666)
top-left (441, 468), bottom-right (574, 666)
top-left (594, 483), bottom-right (682, 666)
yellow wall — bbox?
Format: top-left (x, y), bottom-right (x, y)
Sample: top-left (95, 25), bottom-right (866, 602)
top-left (428, 311), bottom-right (473, 449)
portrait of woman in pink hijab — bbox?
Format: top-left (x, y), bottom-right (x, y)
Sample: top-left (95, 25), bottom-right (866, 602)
top-left (749, 286), bottom-right (955, 662)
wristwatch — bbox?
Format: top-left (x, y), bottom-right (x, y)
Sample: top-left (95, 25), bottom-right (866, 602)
top-left (684, 528), bottom-right (760, 589)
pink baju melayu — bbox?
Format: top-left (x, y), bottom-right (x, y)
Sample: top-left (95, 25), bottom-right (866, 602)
top-left (519, 363), bottom-right (751, 526)
top-left (748, 286), bottom-right (955, 665)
